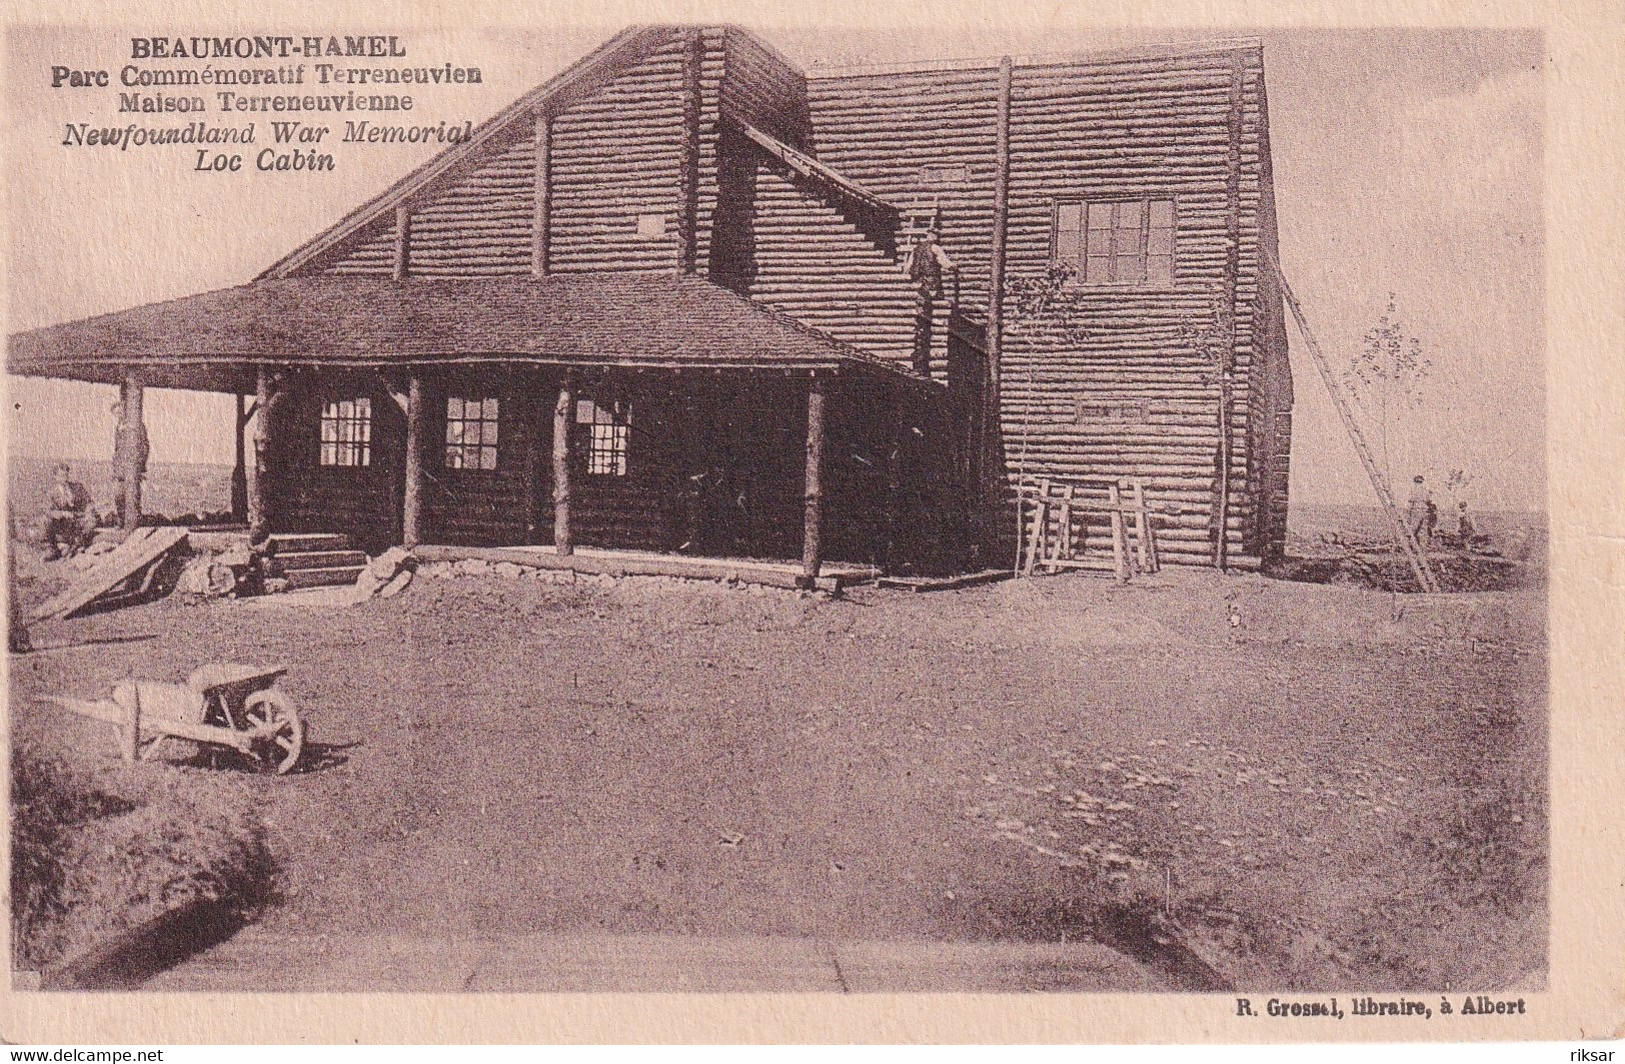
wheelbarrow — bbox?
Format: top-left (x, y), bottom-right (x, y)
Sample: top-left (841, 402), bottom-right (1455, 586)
top-left (40, 663), bottom-right (304, 774)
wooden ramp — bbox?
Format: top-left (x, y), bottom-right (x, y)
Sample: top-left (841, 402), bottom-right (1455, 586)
top-left (28, 527), bottom-right (188, 623)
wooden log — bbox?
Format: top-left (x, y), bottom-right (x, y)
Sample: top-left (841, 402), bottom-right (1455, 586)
top-left (800, 375), bottom-right (828, 584)
top-left (523, 369), bottom-right (546, 542)
top-left (115, 375), bottom-right (146, 532)
top-left (1023, 479), bottom-right (1050, 576)
top-left (1213, 52), bottom-right (1246, 572)
top-left (1131, 478), bottom-right (1158, 572)
top-left (121, 686), bottom-right (140, 764)
top-left (532, 112), bottom-right (552, 277)
top-left (230, 391), bottom-right (248, 522)
top-left (1108, 481), bottom-right (1129, 583)
top-left (247, 366), bottom-right (271, 544)
top-left (983, 54), bottom-right (1013, 552)
top-left (392, 205), bottom-right (411, 280)
top-left (402, 373), bottom-right (426, 549)
top-left (553, 373), bottom-right (574, 556)
top-left (678, 26), bottom-right (703, 274)
top-left (1057, 482), bottom-right (1075, 562)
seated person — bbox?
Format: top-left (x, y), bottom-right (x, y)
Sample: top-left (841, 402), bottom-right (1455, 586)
top-left (44, 462), bottom-right (96, 559)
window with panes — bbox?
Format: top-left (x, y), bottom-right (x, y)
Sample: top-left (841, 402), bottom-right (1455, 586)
top-left (1053, 198), bottom-right (1176, 286)
top-left (576, 397), bottom-right (629, 477)
top-left (445, 397), bottom-right (500, 471)
top-left (319, 398), bottom-right (372, 467)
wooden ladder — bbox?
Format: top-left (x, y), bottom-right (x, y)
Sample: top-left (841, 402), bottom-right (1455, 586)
top-left (1263, 246), bottom-right (1440, 593)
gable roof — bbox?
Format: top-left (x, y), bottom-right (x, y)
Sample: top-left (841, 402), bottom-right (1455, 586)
top-left (7, 275), bottom-right (932, 393)
top-left (259, 25), bottom-right (672, 280)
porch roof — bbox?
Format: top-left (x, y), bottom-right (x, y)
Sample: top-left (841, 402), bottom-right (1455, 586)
top-left (6, 274), bottom-right (933, 393)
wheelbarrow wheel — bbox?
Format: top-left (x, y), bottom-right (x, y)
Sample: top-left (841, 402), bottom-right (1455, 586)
top-left (243, 689), bottom-right (304, 775)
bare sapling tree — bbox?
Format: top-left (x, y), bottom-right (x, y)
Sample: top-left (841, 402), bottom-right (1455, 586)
top-left (1179, 287), bottom-right (1237, 570)
top-left (1345, 294), bottom-right (1435, 587)
top-left (1001, 263), bottom-right (1090, 570)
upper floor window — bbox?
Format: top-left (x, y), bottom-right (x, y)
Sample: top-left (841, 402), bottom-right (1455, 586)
top-left (576, 397), bottom-right (629, 477)
top-left (445, 396), bottom-right (499, 471)
top-left (1054, 198), bottom-right (1175, 286)
top-left (319, 398), bottom-right (371, 467)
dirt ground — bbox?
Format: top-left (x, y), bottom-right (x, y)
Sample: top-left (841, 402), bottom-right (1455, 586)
top-left (9, 560), bottom-right (1546, 991)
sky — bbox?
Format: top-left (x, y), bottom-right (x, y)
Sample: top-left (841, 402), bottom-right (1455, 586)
top-left (3, 24), bottom-right (1545, 513)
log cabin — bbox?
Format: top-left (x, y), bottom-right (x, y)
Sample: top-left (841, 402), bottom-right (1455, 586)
top-left (8, 25), bottom-right (1293, 583)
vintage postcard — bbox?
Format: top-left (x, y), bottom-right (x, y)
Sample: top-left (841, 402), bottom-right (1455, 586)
top-left (2, 0), bottom-right (1620, 1046)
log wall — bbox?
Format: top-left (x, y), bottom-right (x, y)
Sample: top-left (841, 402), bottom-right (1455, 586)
top-left (745, 163), bottom-right (917, 365)
top-left (720, 27), bottom-right (813, 147)
top-left (1244, 74), bottom-right (1293, 562)
top-left (547, 36), bottom-right (684, 275)
top-left (417, 368), bottom-right (536, 546)
top-left (313, 128), bottom-right (537, 278)
top-left (310, 28), bottom-right (730, 281)
top-left (806, 67), bottom-right (1000, 302)
top-left (408, 136), bottom-right (536, 277)
top-left (268, 373), bottom-right (406, 554)
top-left (279, 29), bottom-right (1293, 568)
top-left (1003, 49), bottom-right (1269, 566)
top-left (321, 218), bottom-right (398, 276)
top-left (810, 44), bottom-right (1290, 567)
top-left (806, 63), bottom-right (1001, 381)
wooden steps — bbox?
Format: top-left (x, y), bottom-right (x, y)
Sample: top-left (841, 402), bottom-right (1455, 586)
top-left (265, 533), bottom-right (364, 592)
top-left (267, 532), bottom-right (353, 553)
top-left (264, 550), bottom-right (368, 576)
top-left (281, 566), bottom-right (367, 591)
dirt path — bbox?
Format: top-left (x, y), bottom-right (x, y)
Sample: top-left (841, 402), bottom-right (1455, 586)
top-left (10, 567), bottom-right (1545, 989)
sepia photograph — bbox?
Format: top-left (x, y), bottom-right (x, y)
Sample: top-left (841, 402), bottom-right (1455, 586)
top-left (1, 3), bottom-right (1601, 1040)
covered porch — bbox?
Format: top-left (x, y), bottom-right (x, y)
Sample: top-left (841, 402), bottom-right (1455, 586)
top-left (8, 274), bottom-right (979, 586)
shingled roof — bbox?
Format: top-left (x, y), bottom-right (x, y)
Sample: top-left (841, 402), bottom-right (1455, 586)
top-left (6, 275), bottom-right (930, 392)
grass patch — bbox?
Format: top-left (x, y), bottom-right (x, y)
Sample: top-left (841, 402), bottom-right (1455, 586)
top-left (10, 746), bottom-right (276, 973)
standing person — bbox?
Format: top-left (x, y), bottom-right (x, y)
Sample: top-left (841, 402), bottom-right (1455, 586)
top-left (1456, 500), bottom-right (1477, 549)
top-left (111, 399), bottom-right (150, 528)
top-left (1406, 475), bottom-right (1432, 542)
top-left (905, 223), bottom-right (957, 377)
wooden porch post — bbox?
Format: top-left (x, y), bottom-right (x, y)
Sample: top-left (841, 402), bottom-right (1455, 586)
top-left (403, 373), bottom-right (426, 549)
top-left (552, 372), bottom-right (574, 556)
top-left (522, 368), bottom-right (546, 543)
top-left (118, 374), bottom-right (145, 531)
top-left (247, 366), bottom-right (271, 544)
top-left (800, 373), bottom-right (828, 586)
top-left (230, 391), bottom-right (249, 522)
